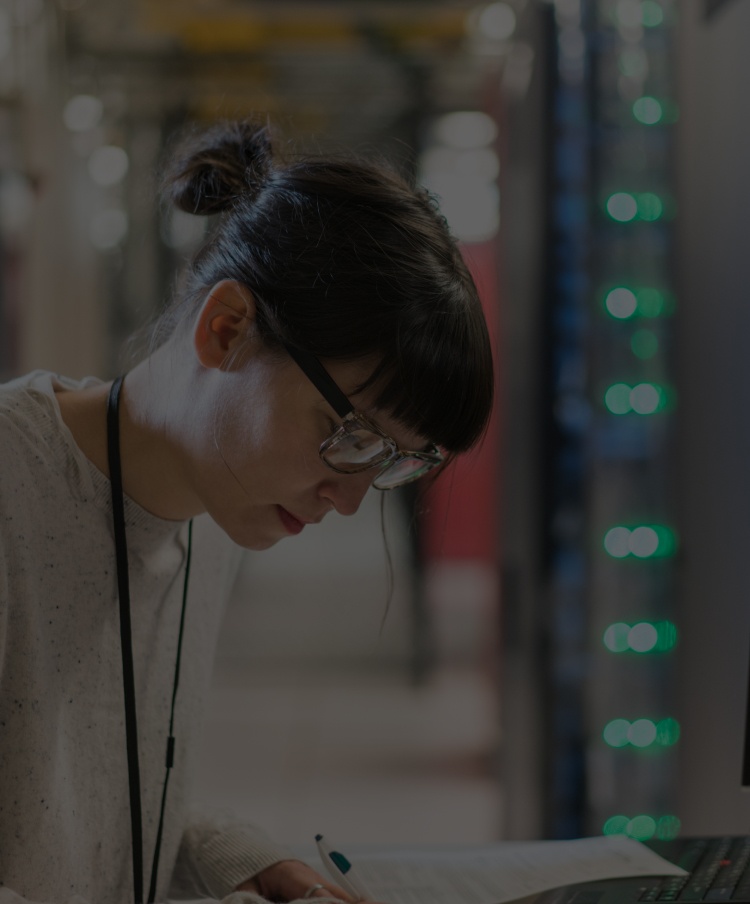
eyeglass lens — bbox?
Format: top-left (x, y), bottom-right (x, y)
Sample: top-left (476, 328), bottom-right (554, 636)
top-left (323, 428), bottom-right (392, 470)
top-left (322, 429), bottom-right (437, 489)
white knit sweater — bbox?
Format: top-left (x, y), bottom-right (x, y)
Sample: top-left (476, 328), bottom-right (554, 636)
top-left (0, 373), bottom-right (336, 904)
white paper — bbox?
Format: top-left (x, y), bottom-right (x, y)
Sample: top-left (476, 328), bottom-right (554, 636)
top-left (307, 835), bottom-right (687, 904)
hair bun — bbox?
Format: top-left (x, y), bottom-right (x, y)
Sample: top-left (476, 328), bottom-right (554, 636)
top-left (163, 119), bottom-right (273, 216)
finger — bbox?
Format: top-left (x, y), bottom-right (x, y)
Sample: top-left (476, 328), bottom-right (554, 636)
top-left (306, 886), bottom-right (339, 899)
top-left (252, 859), bottom-right (356, 903)
top-left (302, 879), bottom-right (352, 901)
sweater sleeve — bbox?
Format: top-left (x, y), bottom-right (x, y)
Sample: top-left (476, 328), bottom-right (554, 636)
top-left (0, 883), bottom-right (345, 904)
top-left (0, 888), bottom-right (270, 904)
top-left (168, 814), bottom-right (343, 903)
top-left (169, 815), bottom-right (293, 899)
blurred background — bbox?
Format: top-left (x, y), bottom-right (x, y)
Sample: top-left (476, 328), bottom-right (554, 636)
top-left (1, 0), bottom-right (749, 851)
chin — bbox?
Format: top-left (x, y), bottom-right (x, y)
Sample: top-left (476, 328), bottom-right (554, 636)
top-left (243, 535), bottom-right (285, 551)
top-left (227, 528), bottom-right (283, 552)
top-left (208, 513), bottom-right (284, 552)
top-left (239, 524), bottom-right (296, 552)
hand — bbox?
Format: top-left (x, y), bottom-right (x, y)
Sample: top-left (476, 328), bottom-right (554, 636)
top-left (235, 858), bottom-right (354, 902)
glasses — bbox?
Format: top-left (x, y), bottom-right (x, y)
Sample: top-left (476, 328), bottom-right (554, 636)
top-left (283, 342), bottom-right (444, 490)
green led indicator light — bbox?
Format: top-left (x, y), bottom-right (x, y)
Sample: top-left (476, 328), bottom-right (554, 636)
top-left (604, 814), bottom-right (681, 841)
top-left (603, 718), bottom-right (681, 749)
top-left (605, 287), bottom-right (638, 319)
top-left (605, 193), bottom-right (665, 222)
top-left (603, 525), bottom-right (677, 559)
top-left (604, 383), bottom-right (632, 414)
top-left (603, 526), bottom-right (631, 558)
top-left (637, 193), bottom-right (664, 221)
top-left (655, 620), bottom-right (678, 651)
top-left (603, 622), bottom-right (631, 653)
top-left (604, 383), bottom-right (666, 415)
top-left (629, 815), bottom-right (658, 840)
top-left (656, 717), bottom-right (681, 746)
top-left (637, 287), bottom-right (665, 317)
top-left (630, 383), bottom-right (661, 414)
top-left (641, 1), bottom-right (665, 27)
top-left (630, 525), bottom-right (660, 556)
top-left (629, 719), bottom-right (658, 747)
top-left (606, 193), bottom-right (638, 222)
top-left (656, 815), bottom-right (682, 840)
top-left (628, 621), bottom-right (658, 652)
top-left (603, 287), bottom-right (672, 320)
top-left (633, 96), bottom-right (664, 125)
top-left (603, 815), bottom-right (630, 836)
top-left (651, 525), bottom-right (677, 556)
top-left (603, 719), bottom-right (631, 748)
top-left (603, 620), bottom-right (678, 653)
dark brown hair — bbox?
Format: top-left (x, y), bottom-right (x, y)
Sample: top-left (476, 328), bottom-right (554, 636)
top-left (158, 119), bottom-right (494, 453)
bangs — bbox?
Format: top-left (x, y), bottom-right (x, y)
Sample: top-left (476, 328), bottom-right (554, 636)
top-left (357, 295), bottom-right (495, 454)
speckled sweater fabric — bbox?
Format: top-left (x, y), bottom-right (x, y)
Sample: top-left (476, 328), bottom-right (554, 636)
top-left (0, 372), bottom-right (327, 904)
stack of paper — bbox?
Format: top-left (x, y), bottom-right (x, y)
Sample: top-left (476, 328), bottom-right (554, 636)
top-left (307, 835), bottom-right (686, 904)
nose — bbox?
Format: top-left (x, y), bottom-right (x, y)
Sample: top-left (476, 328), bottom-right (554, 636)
top-left (319, 470), bottom-right (374, 516)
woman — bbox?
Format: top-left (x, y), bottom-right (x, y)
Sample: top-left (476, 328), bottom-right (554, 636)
top-left (0, 120), bottom-right (494, 904)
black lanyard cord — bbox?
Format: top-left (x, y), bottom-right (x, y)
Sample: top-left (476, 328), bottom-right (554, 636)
top-left (107, 375), bottom-right (192, 904)
top-left (148, 517), bottom-right (192, 904)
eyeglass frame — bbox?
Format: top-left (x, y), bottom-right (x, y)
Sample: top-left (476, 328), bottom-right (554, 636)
top-left (281, 341), bottom-right (444, 490)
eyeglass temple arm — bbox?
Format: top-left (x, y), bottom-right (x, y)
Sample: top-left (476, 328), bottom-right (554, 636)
top-left (282, 342), bottom-right (354, 420)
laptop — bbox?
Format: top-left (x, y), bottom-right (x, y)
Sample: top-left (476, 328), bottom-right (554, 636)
top-left (535, 641), bottom-right (750, 904)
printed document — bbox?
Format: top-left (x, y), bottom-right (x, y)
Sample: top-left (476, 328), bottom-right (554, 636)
top-left (308, 835), bottom-right (687, 904)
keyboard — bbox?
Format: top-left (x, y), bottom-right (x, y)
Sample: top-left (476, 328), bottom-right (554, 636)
top-left (640, 838), bottom-right (750, 902)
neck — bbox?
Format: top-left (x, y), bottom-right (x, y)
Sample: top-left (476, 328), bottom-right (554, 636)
top-left (57, 346), bottom-right (207, 521)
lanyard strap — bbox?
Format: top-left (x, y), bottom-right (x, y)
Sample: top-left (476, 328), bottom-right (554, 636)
top-left (149, 516), bottom-right (192, 903)
top-left (106, 375), bottom-right (192, 904)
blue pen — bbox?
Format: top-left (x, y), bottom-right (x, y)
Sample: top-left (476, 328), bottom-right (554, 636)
top-left (315, 833), bottom-right (375, 902)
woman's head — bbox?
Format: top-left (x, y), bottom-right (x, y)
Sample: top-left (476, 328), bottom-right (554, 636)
top-left (157, 119), bottom-right (494, 457)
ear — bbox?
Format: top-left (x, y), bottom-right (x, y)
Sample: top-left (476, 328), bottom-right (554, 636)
top-left (193, 279), bottom-right (258, 370)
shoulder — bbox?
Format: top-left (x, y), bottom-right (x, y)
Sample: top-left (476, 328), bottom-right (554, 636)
top-left (0, 370), bottom-right (99, 456)
top-left (0, 371), bottom-right (103, 507)
top-left (0, 371), bottom-right (54, 459)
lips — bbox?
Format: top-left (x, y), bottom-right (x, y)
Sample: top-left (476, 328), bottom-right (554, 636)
top-left (277, 506), bottom-right (306, 535)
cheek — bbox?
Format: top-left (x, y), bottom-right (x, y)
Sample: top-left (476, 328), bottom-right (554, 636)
top-left (209, 396), bottom-right (316, 496)
top-left (200, 397), bottom-right (266, 495)
top-left (291, 432), bottom-right (325, 476)
top-left (217, 384), bottom-right (273, 452)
